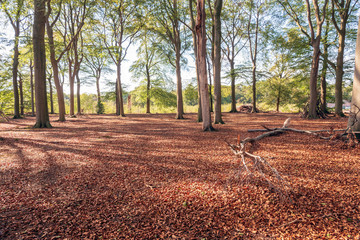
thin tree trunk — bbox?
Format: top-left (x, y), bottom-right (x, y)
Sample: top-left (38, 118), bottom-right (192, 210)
top-left (69, 58), bottom-right (75, 116)
top-left (19, 75), bottom-right (24, 115)
top-left (348, 16), bottom-right (360, 138)
top-left (207, 55), bottom-right (213, 112)
top-left (12, 21), bottom-right (21, 118)
top-left (230, 60), bottom-right (237, 113)
top-left (46, 21), bottom-right (66, 122)
top-left (189, 0), bottom-right (202, 122)
top-left (320, 47), bottom-right (328, 113)
top-left (213, 0), bottom-right (223, 124)
top-left (251, 65), bottom-right (257, 113)
top-left (335, 31), bottom-right (345, 116)
top-left (175, 35), bottom-right (184, 119)
top-left (116, 62), bottom-right (125, 116)
top-left (30, 59), bottom-right (35, 116)
top-left (76, 72), bottom-right (81, 114)
top-left (146, 65), bottom-right (151, 114)
top-left (96, 74), bottom-right (101, 103)
top-left (48, 76), bottom-right (54, 114)
top-left (115, 81), bottom-right (119, 115)
top-left (33, 0), bottom-right (51, 128)
top-left (276, 87), bottom-right (280, 112)
top-left (196, 0), bottom-right (214, 131)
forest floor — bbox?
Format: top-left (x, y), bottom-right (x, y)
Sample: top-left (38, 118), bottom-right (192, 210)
top-left (0, 112), bottom-right (359, 239)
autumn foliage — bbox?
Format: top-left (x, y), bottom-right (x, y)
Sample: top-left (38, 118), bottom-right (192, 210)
top-left (0, 113), bottom-right (359, 239)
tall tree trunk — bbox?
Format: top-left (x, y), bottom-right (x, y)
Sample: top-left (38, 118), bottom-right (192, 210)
top-left (19, 75), bottom-right (24, 115)
top-left (76, 72), bottom-right (81, 114)
top-left (320, 47), bottom-right (328, 113)
top-left (251, 65), bottom-right (257, 113)
top-left (175, 31), bottom-right (184, 119)
top-left (96, 73), bottom-right (101, 103)
top-left (69, 59), bottom-right (75, 116)
top-left (196, 0), bottom-right (214, 131)
top-left (30, 59), bottom-right (35, 116)
top-left (213, 0), bottom-right (223, 124)
top-left (12, 20), bottom-right (21, 118)
top-left (48, 76), bottom-right (54, 114)
top-left (33, 0), bottom-right (51, 128)
top-left (46, 21), bottom-right (66, 122)
top-left (348, 16), bottom-right (360, 138)
top-left (207, 55), bottom-right (213, 112)
top-left (146, 65), bottom-right (151, 114)
top-left (189, 0), bottom-right (202, 122)
top-left (116, 62), bottom-right (125, 116)
top-left (334, 31), bottom-right (346, 116)
top-left (276, 86), bottom-right (281, 112)
top-left (308, 37), bottom-right (321, 118)
top-left (115, 81), bottom-right (119, 115)
top-left (230, 60), bottom-right (237, 113)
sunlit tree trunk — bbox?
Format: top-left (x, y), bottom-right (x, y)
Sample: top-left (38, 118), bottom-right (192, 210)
top-left (213, 0), bottom-right (223, 124)
top-left (33, 0), bottom-right (51, 128)
top-left (30, 59), bottom-right (35, 116)
top-left (196, 0), bottom-right (214, 131)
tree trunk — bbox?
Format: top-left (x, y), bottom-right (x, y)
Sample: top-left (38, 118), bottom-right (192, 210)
top-left (320, 48), bottom-right (328, 113)
top-left (251, 65), bottom-right (257, 113)
top-left (33, 0), bottom-right (51, 128)
top-left (19, 75), bottom-right (24, 115)
top-left (335, 31), bottom-right (346, 116)
top-left (12, 20), bottom-right (21, 119)
top-left (308, 37), bottom-right (321, 119)
top-left (115, 81), bottom-right (119, 115)
top-left (30, 59), bottom-right (35, 116)
top-left (230, 60), bottom-right (237, 113)
top-left (196, 0), bottom-right (214, 131)
top-left (146, 65), bottom-right (151, 114)
top-left (76, 72), bottom-right (81, 114)
top-left (175, 32), bottom-right (184, 119)
top-left (48, 76), bottom-right (54, 114)
top-left (46, 21), bottom-right (66, 122)
top-left (213, 0), bottom-right (223, 124)
top-left (189, 0), bottom-right (202, 122)
top-left (69, 59), bottom-right (75, 116)
top-left (348, 16), bottom-right (360, 138)
top-left (96, 74), bottom-right (101, 103)
top-left (116, 62), bottom-right (125, 117)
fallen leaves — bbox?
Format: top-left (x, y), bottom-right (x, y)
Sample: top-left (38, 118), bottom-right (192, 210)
top-left (0, 113), bottom-right (359, 239)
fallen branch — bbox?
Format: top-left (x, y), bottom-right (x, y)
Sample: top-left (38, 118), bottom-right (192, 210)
top-left (0, 111), bottom-right (9, 122)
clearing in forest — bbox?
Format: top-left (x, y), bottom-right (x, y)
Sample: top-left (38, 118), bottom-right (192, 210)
top-left (0, 113), bottom-right (359, 239)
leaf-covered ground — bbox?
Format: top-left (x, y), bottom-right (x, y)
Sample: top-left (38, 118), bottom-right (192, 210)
top-left (0, 113), bottom-right (359, 239)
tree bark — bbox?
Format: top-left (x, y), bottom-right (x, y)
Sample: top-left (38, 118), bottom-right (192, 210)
top-left (48, 76), bottom-right (54, 114)
top-left (19, 74), bottom-right (24, 115)
top-left (174, 1), bottom-right (184, 119)
top-left (348, 16), bottom-right (360, 137)
top-left (230, 60), bottom-right (237, 113)
top-left (30, 59), bottom-right (35, 116)
top-left (213, 0), bottom-right (223, 124)
top-left (69, 58), bottom-right (75, 116)
top-left (146, 65), bottom-right (151, 114)
top-left (334, 31), bottom-right (345, 116)
top-left (76, 72), bottom-right (81, 114)
top-left (308, 37), bottom-right (321, 118)
top-left (116, 62), bottom-right (125, 117)
top-left (196, 0), bottom-right (214, 131)
top-left (46, 18), bottom-right (66, 122)
top-left (189, 0), bottom-right (202, 122)
top-left (33, 0), bottom-right (51, 128)
top-left (12, 20), bottom-right (21, 118)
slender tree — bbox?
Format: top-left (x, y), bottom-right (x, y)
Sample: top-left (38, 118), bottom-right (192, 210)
top-left (331, 0), bottom-right (359, 116)
top-left (0, 0), bottom-right (27, 118)
top-left (212, 0), bottom-right (223, 123)
top-left (33, 0), bottom-right (51, 128)
top-left (196, 0), bottom-right (214, 131)
top-left (221, 0), bottom-right (247, 113)
top-left (277, 0), bottom-right (329, 118)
